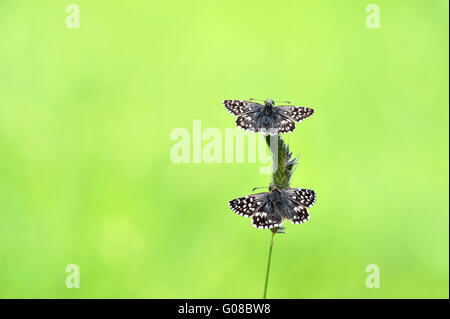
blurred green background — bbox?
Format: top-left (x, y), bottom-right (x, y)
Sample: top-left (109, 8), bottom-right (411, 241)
top-left (0, 0), bottom-right (448, 298)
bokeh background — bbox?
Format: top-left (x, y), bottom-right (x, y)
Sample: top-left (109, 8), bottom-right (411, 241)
top-left (0, 0), bottom-right (448, 298)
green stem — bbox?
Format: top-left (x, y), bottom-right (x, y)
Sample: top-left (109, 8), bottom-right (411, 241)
top-left (263, 231), bottom-right (276, 299)
top-left (262, 134), bottom-right (294, 298)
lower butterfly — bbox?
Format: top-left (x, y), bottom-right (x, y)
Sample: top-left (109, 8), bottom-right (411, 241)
top-left (228, 185), bottom-right (316, 229)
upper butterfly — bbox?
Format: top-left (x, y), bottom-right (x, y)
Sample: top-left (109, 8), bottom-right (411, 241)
top-left (223, 99), bottom-right (314, 135)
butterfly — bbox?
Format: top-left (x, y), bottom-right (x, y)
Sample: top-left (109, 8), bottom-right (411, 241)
top-left (228, 184), bottom-right (316, 229)
top-left (222, 99), bottom-right (314, 135)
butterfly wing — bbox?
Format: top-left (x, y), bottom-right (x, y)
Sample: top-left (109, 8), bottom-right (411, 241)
top-left (228, 192), bottom-right (282, 229)
top-left (289, 205), bottom-right (310, 224)
top-left (235, 112), bottom-right (262, 132)
top-left (223, 100), bottom-right (264, 132)
top-left (252, 200), bottom-right (283, 229)
top-left (283, 188), bottom-right (316, 207)
top-left (268, 111), bottom-right (296, 134)
top-left (280, 188), bottom-right (316, 224)
top-left (274, 105), bottom-right (314, 123)
top-left (223, 100), bottom-right (263, 116)
top-left (236, 110), bottom-right (296, 135)
top-left (228, 192), bottom-right (269, 218)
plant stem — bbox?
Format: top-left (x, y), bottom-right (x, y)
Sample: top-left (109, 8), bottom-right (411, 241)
top-left (262, 135), bottom-right (294, 299)
top-left (263, 231), bottom-right (276, 299)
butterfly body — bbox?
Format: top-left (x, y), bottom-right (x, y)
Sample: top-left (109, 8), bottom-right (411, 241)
top-left (228, 184), bottom-right (316, 229)
top-left (258, 100), bottom-right (276, 130)
top-left (223, 99), bottom-right (314, 135)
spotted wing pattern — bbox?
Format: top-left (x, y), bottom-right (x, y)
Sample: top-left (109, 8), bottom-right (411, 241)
top-left (269, 112), bottom-right (296, 134)
top-left (290, 206), bottom-right (310, 224)
top-left (236, 111), bottom-right (296, 135)
top-left (280, 188), bottom-right (316, 225)
top-left (235, 112), bottom-right (261, 132)
top-left (222, 100), bottom-right (262, 116)
top-left (228, 193), bottom-right (268, 218)
top-left (274, 106), bottom-right (314, 122)
top-left (252, 201), bottom-right (283, 229)
top-left (282, 188), bottom-right (316, 208)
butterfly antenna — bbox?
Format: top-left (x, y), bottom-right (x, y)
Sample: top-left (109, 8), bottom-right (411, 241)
top-left (274, 100), bottom-right (291, 104)
top-left (249, 98), bottom-right (265, 102)
top-left (252, 186), bottom-right (269, 192)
